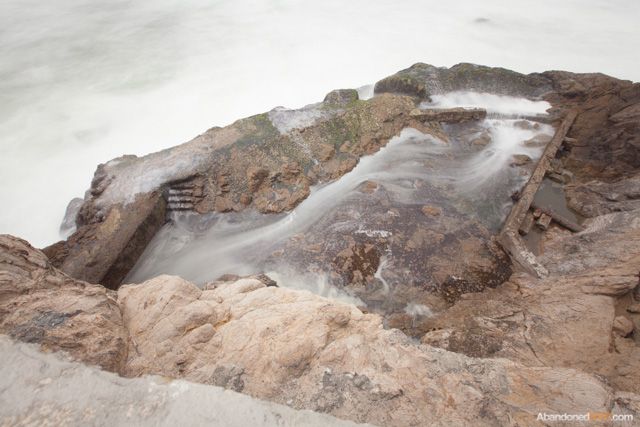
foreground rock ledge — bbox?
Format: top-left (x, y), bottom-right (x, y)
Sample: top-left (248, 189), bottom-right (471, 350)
top-left (0, 336), bottom-right (359, 427)
top-left (1, 234), bottom-right (639, 426)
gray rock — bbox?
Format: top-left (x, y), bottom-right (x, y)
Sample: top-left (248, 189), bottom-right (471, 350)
top-left (0, 336), bottom-right (362, 427)
top-left (59, 197), bottom-right (84, 237)
top-left (323, 89), bottom-right (359, 105)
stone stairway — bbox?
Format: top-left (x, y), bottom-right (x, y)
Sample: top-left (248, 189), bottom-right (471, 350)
top-left (166, 178), bottom-right (204, 212)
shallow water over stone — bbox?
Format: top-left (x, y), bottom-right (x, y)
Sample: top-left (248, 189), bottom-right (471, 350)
top-left (127, 110), bottom-right (554, 313)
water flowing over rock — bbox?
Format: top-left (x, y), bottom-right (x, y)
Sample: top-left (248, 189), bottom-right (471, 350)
top-left (374, 63), bottom-right (552, 100)
top-left (4, 62), bottom-right (639, 425)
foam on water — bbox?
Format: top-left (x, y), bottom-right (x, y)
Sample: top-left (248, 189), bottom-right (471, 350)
top-left (268, 104), bottom-right (329, 135)
top-left (454, 119), bottom-right (553, 191)
top-left (426, 91), bottom-right (552, 116)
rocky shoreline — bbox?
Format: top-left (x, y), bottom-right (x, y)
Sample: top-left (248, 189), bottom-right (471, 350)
top-left (1, 63), bottom-right (639, 426)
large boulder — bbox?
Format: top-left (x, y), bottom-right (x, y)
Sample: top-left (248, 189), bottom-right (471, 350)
top-left (0, 235), bottom-right (127, 372)
top-left (116, 274), bottom-right (631, 426)
top-left (374, 62), bottom-right (552, 99)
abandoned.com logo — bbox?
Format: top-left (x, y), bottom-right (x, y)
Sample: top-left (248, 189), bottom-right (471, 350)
top-left (537, 412), bottom-right (634, 423)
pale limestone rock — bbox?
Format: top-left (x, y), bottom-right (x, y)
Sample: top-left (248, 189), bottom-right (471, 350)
top-left (117, 274), bottom-right (624, 426)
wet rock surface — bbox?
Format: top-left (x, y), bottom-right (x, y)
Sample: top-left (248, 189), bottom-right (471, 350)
top-left (417, 208), bottom-right (640, 394)
top-left (126, 118), bottom-right (548, 325)
top-left (45, 93), bottom-right (420, 288)
top-left (374, 62), bottom-right (552, 99)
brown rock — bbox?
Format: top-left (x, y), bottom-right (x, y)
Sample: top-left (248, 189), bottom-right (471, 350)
top-left (421, 205), bottom-right (442, 216)
top-left (247, 167), bottom-right (269, 192)
top-left (0, 235), bottom-right (127, 373)
top-left (323, 89), bottom-right (359, 105)
top-left (419, 208), bottom-right (640, 394)
top-left (410, 107), bottom-right (487, 123)
top-left (510, 154), bottom-right (532, 167)
top-left (357, 180), bottom-right (378, 194)
top-left (471, 132), bottom-right (491, 146)
top-left (613, 316), bottom-right (635, 337)
top-left (524, 134), bottom-right (551, 147)
top-left (43, 191), bottom-right (167, 289)
top-left (116, 274), bottom-right (619, 426)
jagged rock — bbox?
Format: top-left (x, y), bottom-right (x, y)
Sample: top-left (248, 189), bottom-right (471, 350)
top-left (48, 64), bottom-right (640, 294)
top-left (4, 235), bottom-right (629, 425)
top-left (543, 71), bottom-right (640, 182)
top-left (43, 191), bottom-right (167, 289)
top-left (613, 316), bottom-right (635, 337)
top-left (115, 274), bottom-right (625, 426)
top-left (1, 220), bottom-right (640, 425)
top-left (324, 89), bottom-right (359, 105)
top-left (408, 208), bottom-right (640, 394)
top-left (0, 336), bottom-right (358, 427)
top-left (2, 61), bottom-right (640, 426)
top-left (628, 303), bottom-right (640, 314)
top-left (0, 235), bottom-right (127, 372)
top-left (566, 173), bottom-right (640, 217)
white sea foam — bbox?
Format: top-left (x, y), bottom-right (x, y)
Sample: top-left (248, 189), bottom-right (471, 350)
top-left (404, 303), bottom-right (434, 317)
top-left (426, 91), bottom-right (551, 116)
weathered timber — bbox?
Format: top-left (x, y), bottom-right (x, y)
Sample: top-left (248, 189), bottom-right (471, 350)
top-left (536, 213), bottom-right (552, 230)
top-left (518, 212), bottom-right (535, 235)
top-left (498, 110), bottom-right (578, 277)
top-left (530, 202), bottom-right (585, 232)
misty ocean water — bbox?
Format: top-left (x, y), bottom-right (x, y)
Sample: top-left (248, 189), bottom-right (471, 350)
top-left (1, 0), bottom-right (639, 246)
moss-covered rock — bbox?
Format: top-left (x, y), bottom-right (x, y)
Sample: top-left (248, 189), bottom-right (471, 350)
top-left (374, 62), bottom-right (552, 99)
